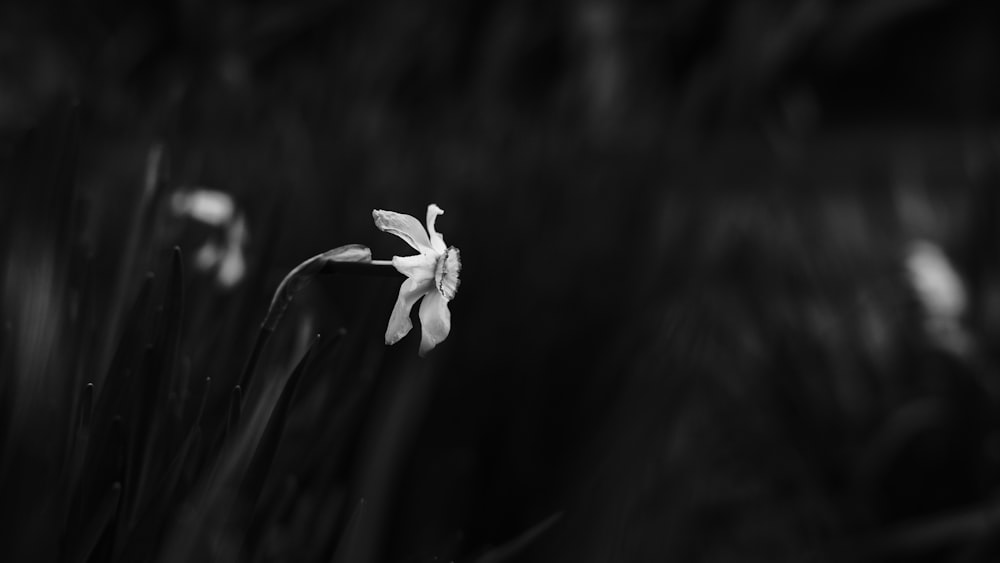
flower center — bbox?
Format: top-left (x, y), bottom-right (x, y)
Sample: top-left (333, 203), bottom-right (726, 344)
top-left (434, 246), bottom-right (461, 300)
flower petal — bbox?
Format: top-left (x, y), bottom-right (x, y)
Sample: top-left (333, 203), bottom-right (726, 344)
top-left (373, 209), bottom-right (433, 253)
top-left (392, 253), bottom-right (436, 282)
top-left (386, 277), bottom-right (433, 345)
top-left (217, 244), bottom-right (246, 288)
top-left (425, 204), bottom-right (447, 254)
top-left (417, 289), bottom-right (451, 356)
top-left (171, 189), bottom-right (235, 226)
top-left (317, 244), bottom-right (372, 264)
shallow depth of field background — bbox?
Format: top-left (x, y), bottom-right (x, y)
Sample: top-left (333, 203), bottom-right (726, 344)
top-left (4, 1), bottom-right (1000, 562)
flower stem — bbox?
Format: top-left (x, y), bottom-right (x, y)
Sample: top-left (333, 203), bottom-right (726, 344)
top-left (241, 246), bottom-right (400, 398)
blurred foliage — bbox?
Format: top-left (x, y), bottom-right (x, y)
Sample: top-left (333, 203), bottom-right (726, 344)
top-left (3, 0), bottom-right (1000, 562)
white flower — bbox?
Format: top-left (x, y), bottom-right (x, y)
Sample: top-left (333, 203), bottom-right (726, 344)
top-left (906, 239), bottom-right (966, 322)
top-left (171, 188), bottom-right (235, 226)
top-left (905, 239), bottom-right (970, 353)
top-left (373, 204), bottom-right (461, 356)
top-left (172, 188), bottom-right (248, 288)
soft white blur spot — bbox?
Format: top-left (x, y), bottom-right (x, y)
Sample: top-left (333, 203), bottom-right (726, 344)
top-left (191, 214), bottom-right (248, 289)
top-left (906, 239), bottom-right (970, 353)
top-left (170, 189), bottom-right (235, 227)
top-left (906, 240), bottom-right (966, 320)
top-left (194, 242), bottom-right (222, 271)
top-left (171, 187), bottom-right (248, 289)
top-left (216, 215), bottom-right (248, 288)
top-left (217, 248), bottom-right (245, 288)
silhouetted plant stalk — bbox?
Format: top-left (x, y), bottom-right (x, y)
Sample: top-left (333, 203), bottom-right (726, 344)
top-left (237, 244), bottom-right (401, 394)
top-left (99, 144), bottom-right (167, 385)
top-left (53, 242), bottom-right (386, 562)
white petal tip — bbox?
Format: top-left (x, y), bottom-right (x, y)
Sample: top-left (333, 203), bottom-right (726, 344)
top-left (372, 209), bottom-right (394, 229)
top-left (385, 326), bottom-right (411, 346)
top-left (372, 208), bottom-right (434, 252)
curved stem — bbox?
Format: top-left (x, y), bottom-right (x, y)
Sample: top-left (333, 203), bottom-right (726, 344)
top-left (242, 245), bottom-right (400, 398)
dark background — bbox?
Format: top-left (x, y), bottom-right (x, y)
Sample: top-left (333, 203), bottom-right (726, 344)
top-left (4, 1), bottom-right (1000, 561)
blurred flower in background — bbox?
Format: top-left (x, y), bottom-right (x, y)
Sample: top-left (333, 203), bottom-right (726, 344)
top-left (906, 239), bottom-right (970, 353)
top-left (170, 188), bottom-right (236, 227)
top-left (170, 188), bottom-right (248, 288)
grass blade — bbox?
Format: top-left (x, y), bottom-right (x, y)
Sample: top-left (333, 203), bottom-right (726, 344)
top-left (226, 385), bottom-right (243, 441)
top-left (99, 143), bottom-right (166, 380)
top-left (329, 498), bottom-right (366, 563)
top-left (125, 248), bottom-right (185, 529)
top-left (68, 481), bottom-right (121, 563)
top-left (230, 333), bottom-right (320, 550)
top-left (471, 512), bottom-right (564, 563)
top-left (114, 423), bottom-right (202, 562)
